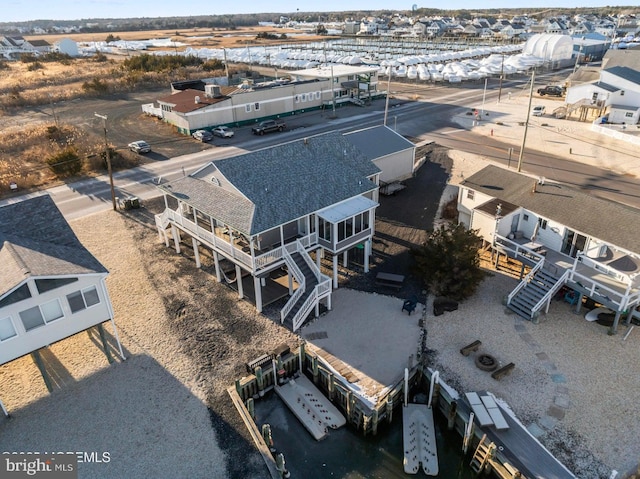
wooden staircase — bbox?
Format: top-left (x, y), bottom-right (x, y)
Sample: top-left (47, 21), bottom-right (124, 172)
top-left (507, 268), bottom-right (562, 321)
top-left (282, 251), bottom-right (320, 330)
top-left (470, 434), bottom-right (495, 473)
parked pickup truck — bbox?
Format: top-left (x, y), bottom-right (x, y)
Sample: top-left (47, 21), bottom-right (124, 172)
top-left (251, 120), bottom-right (286, 135)
top-left (537, 85), bottom-right (564, 97)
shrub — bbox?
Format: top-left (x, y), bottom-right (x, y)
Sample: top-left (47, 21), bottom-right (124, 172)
top-left (202, 59), bottom-right (224, 72)
top-left (46, 147), bottom-right (82, 177)
top-left (105, 34), bottom-right (121, 43)
top-left (122, 53), bottom-right (203, 72)
top-left (27, 61), bottom-right (43, 71)
top-left (93, 52), bottom-right (108, 63)
top-left (82, 78), bottom-right (109, 94)
top-left (411, 224), bottom-right (486, 300)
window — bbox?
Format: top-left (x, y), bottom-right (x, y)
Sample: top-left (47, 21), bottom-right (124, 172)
top-left (625, 112), bottom-right (633, 118)
top-left (35, 277), bottom-right (78, 294)
top-left (523, 214), bottom-right (529, 221)
top-left (41, 299), bottom-right (64, 323)
top-left (66, 286), bottom-right (100, 314)
top-left (0, 317), bottom-right (17, 341)
top-left (621, 90), bottom-right (625, 96)
top-left (538, 218), bottom-right (548, 230)
top-left (301, 93), bottom-right (307, 102)
top-left (254, 102), bottom-right (260, 111)
top-left (466, 190), bottom-right (475, 200)
top-left (295, 95), bottom-right (300, 103)
top-left (315, 91), bottom-right (321, 100)
top-left (20, 306), bottom-right (45, 331)
top-left (19, 299), bottom-right (64, 332)
top-left (0, 284), bottom-right (32, 308)
top-left (245, 104), bottom-right (252, 113)
top-left (347, 75), bottom-right (355, 81)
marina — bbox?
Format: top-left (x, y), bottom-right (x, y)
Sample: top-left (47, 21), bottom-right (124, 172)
top-left (229, 291), bottom-right (577, 479)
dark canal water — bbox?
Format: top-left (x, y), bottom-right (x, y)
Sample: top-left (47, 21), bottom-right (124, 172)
top-left (254, 391), bottom-right (476, 478)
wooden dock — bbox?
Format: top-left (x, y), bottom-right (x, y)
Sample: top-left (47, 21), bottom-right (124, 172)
top-left (402, 403), bottom-right (438, 476)
top-left (453, 389), bottom-right (576, 479)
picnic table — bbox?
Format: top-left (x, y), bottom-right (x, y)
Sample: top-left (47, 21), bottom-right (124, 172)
top-left (375, 272), bottom-right (405, 290)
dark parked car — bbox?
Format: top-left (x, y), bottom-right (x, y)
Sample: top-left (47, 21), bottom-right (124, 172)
top-left (192, 130), bottom-right (213, 142)
top-left (537, 86), bottom-right (564, 97)
top-left (251, 120), bottom-right (286, 135)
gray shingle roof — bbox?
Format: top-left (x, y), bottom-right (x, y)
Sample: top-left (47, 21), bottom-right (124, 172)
top-left (159, 131), bottom-right (380, 235)
top-left (344, 125), bottom-right (415, 160)
top-left (604, 66), bottom-right (640, 85)
top-left (0, 195), bottom-right (107, 295)
top-left (462, 165), bottom-right (640, 254)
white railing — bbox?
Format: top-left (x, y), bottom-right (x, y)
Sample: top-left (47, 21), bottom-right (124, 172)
top-left (280, 280), bottom-right (306, 324)
top-left (496, 235), bottom-right (545, 263)
top-left (566, 270), bottom-right (627, 309)
top-left (292, 278), bottom-right (332, 331)
top-left (162, 208), bottom-right (253, 268)
top-left (531, 269), bottom-right (570, 316)
top-left (507, 258), bottom-right (545, 305)
top-left (254, 232), bottom-right (318, 272)
top-left (576, 252), bottom-right (633, 285)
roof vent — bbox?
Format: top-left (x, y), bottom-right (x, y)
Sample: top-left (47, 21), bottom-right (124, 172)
top-left (538, 176), bottom-right (545, 185)
top-left (303, 138), bottom-right (308, 145)
top-left (195, 95), bottom-right (201, 104)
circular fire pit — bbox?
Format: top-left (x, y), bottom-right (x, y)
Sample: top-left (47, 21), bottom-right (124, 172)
top-left (475, 353), bottom-right (498, 372)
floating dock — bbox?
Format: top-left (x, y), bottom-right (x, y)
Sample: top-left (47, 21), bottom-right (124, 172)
top-left (402, 403), bottom-right (438, 475)
top-left (275, 374), bottom-right (346, 441)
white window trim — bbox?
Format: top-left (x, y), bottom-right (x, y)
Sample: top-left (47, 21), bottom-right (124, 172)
top-left (0, 316), bottom-right (17, 342)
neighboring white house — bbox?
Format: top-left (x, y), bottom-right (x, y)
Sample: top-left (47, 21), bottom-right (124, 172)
top-left (0, 195), bottom-right (124, 414)
top-left (143, 65), bottom-right (381, 135)
top-left (344, 125), bottom-right (416, 184)
top-left (458, 165), bottom-right (640, 331)
top-left (565, 66), bottom-right (640, 124)
top-left (154, 130), bottom-right (399, 331)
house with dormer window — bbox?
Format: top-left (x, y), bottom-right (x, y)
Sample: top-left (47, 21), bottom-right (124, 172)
top-left (0, 195), bottom-right (124, 414)
top-left (458, 165), bottom-right (640, 333)
top-left (154, 131), bottom-right (391, 331)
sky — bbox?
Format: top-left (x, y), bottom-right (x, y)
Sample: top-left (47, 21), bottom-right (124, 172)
top-left (3, 0), bottom-right (639, 23)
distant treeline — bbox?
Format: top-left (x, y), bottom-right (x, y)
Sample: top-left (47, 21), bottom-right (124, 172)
top-left (1, 7), bottom-right (636, 34)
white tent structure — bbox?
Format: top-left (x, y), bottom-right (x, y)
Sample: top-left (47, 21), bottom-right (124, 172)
top-left (523, 34), bottom-right (574, 67)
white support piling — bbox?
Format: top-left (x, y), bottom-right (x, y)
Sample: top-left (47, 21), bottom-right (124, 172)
top-left (462, 412), bottom-right (475, 454)
top-left (427, 370), bottom-right (439, 409)
top-left (404, 368), bottom-right (409, 407)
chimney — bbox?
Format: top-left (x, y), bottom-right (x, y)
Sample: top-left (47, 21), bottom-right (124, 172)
top-left (194, 95), bottom-right (200, 104)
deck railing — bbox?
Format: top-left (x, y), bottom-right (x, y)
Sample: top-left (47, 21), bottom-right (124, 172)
top-left (291, 278), bottom-right (332, 332)
top-left (531, 269), bottom-right (570, 316)
top-left (506, 256), bottom-right (545, 306)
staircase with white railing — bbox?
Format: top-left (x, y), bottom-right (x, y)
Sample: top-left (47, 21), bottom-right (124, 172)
top-left (281, 242), bottom-right (331, 331)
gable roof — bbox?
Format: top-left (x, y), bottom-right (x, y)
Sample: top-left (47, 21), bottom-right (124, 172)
top-left (159, 131), bottom-right (380, 236)
top-left (344, 125), bottom-right (414, 159)
top-left (604, 66), bottom-right (640, 85)
top-left (0, 195), bottom-right (107, 296)
top-left (462, 165), bottom-right (640, 254)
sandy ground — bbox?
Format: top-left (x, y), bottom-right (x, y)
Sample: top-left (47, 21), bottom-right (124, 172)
top-left (1, 96), bottom-right (640, 478)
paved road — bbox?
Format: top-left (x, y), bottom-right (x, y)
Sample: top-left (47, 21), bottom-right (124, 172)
top-left (3, 73), bottom-right (640, 219)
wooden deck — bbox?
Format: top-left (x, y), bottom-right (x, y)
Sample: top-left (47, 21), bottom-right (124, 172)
top-left (459, 391), bottom-right (575, 479)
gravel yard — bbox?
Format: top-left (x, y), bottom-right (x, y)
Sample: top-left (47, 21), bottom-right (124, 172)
top-left (1, 146), bottom-right (639, 478)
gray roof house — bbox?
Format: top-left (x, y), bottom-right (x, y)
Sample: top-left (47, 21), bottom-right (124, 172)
top-left (155, 130), bottom-right (387, 331)
top-left (0, 195), bottom-right (124, 414)
top-left (458, 165), bottom-right (640, 332)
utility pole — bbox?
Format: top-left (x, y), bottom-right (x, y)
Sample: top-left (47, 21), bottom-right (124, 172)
top-left (94, 113), bottom-right (117, 211)
top-left (497, 53), bottom-right (504, 103)
top-left (517, 70), bottom-right (535, 173)
top-left (383, 71), bottom-right (391, 126)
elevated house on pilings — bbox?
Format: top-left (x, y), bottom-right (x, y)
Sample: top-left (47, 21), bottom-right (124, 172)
top-left (155, 130), bottom-right (386, 332)
top-left (458, 165), bottom-right (640, 332)
top-left (0, 195), bottom-right (124, 415)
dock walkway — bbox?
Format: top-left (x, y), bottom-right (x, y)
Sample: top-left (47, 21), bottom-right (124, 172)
top-left (460, 391), bottom-right (575, 479)
top-left (275, 374), bottom-right (346, 441)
